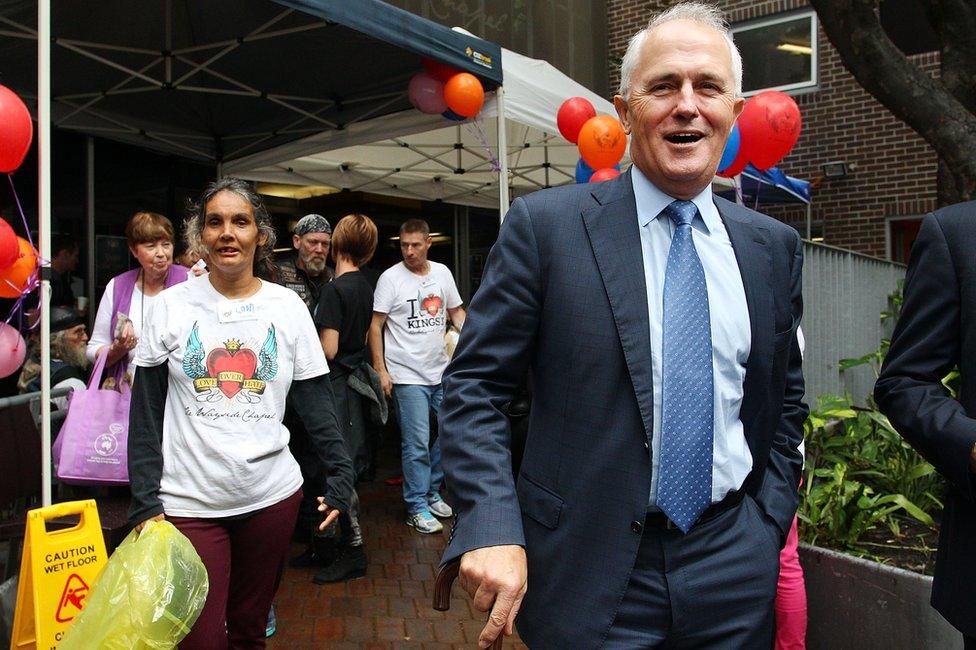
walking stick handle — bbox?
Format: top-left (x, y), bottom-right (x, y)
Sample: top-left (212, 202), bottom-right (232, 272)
top-left (433, 559), bottom-right (506, 650)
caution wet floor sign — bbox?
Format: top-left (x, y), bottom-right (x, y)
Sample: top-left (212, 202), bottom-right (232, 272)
top-left (10, 500), bottom-right (107, 649)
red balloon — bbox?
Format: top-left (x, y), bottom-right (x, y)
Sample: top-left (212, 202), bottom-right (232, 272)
top-left (737, 91), bottom-right (801, 170)
top-left (0, 237), bottom-right (37, 298)
top-left (557, 97), bottom-right (597, 144)
top-left (444, 73), bottom-right (485, 118)
top-left (590, 168), bottom-right (621, 183)
top-left (715, 134), bottom-right (752, 178)
top-left (577, 116), bottom-right (627, 170)
top-left (0, 218), bottom-right (17, 270)
top-left (422, 58), bottom-right (461, 83)
top-left (0, 85), bottom-right (33, 173)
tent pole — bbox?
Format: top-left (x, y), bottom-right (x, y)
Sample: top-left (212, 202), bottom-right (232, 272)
top-left (38, 0), bottom-right (52, 506)
top-left (496, 85), bottom-right (509, 222)
top-left (86, 137), bottom-right (95, 330)
top-left (806, 203), bottom-right (812, 240)
top-left (543, 132), bottom-right (550, 188)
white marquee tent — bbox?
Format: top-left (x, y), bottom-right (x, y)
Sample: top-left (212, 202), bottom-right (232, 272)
top-left (226, 40), bottom-right (627, 210)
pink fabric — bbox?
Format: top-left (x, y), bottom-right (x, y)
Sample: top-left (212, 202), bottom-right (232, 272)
top-left (775, 515), bottom-right (807, 649)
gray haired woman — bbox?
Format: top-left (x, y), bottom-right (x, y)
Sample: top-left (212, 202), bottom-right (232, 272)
top-left (128, 178), bottom-right (353, 648)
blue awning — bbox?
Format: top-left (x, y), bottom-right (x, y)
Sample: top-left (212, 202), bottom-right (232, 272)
top-left (0, 0), bottom-right (503, 163)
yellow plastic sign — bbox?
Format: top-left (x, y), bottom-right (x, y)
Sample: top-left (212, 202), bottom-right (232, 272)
top-left (10, 500), bottom-right (108, 650)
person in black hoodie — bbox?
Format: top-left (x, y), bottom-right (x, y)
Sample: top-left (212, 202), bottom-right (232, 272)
top-left (309, 213), bottom-right (379, 584)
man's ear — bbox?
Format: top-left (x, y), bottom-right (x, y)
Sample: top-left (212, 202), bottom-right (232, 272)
top-left (292, 233), bottom-right (301, 250)
top-left (613, 95), bottom-right (632, 135)
top-left (731, 96), bottom-right (745, 123)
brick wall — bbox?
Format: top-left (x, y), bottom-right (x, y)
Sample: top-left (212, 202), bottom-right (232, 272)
top-left (607, 0), bottom-right (939, 259)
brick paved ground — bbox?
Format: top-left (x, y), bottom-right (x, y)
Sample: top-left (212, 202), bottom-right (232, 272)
top-left (268, 452), bottom-right (527, 649)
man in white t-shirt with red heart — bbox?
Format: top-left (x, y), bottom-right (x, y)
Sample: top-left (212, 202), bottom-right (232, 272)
top-left (369, 219), bottom-right (466, 533)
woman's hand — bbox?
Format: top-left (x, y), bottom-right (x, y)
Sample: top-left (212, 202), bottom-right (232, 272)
top-left (107, 322), bottom-right (138, 365)
top-left (135, 513), bottom-right (165, 533)
top-left (317, 496), bottom-right (341, 531)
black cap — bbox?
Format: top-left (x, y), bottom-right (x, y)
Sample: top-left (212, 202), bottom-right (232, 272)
top-left (51, 306), bottom-right (84, 334)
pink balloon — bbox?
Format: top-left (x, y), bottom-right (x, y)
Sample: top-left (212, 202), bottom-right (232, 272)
top-left (408, 72), bottom-right (448, 115)
top-left (0, 322), bottom-right (26, 378)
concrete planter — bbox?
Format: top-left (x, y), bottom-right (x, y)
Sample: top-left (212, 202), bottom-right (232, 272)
top-left (799, 543), bottom-right (962, 649)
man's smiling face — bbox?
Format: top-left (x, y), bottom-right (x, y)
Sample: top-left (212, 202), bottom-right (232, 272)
top-left (614, 19), bottom-right (744, 199)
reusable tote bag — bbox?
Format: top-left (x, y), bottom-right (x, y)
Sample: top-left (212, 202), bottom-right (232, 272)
top-left (53, 348), bottom-right (130, 485)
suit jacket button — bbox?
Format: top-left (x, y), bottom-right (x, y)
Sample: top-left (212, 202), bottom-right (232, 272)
top-left (631, 520), bottom-right (643, 534)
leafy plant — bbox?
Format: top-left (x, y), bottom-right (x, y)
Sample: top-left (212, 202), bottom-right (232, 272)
top-left (799, 282), bottom-right (945, 558)
top-left (799, 393), bottom-right (942, 552)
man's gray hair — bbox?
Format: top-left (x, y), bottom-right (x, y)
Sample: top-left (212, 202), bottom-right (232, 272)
top-left (618, 2), bottom-right (743, 99)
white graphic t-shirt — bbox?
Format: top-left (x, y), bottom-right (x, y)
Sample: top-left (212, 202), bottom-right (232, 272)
top-left (134, 275), bottom-right (329, 518)
top-left (373, 261), bottom-right (462, 385)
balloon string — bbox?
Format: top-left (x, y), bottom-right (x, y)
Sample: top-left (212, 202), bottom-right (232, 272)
top-left (463, 116), bottom-right (500, 172)
top-left (3, 172), bottom-right (45, 332)
top-left (6, 173), bottom-right (36, 250)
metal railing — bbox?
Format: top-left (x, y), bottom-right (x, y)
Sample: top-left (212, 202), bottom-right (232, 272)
top-left (0, 387), bottom-right (73, 429)
top-left (801, 241), bottom-right (905, 407)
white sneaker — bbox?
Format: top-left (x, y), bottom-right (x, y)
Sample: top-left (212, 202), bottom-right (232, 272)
top-left (406, 511), bottom-right (444, 534)
top-left (428, 497), bottom-right (454, 519)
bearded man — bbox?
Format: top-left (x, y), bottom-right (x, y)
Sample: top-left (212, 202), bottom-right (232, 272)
top-left (274, 214), bottom-right (335, 310)
top-left (18, 306), bottom-right (90, 409)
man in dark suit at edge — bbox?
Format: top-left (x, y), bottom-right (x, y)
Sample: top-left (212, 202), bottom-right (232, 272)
top-left (875, 203), bottom-right (976, 649)
top-left (437, 2), bottom-right (808, 648)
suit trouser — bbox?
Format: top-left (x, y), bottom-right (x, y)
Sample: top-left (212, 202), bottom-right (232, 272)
top-left (603, 495), bottom-right (781, 649)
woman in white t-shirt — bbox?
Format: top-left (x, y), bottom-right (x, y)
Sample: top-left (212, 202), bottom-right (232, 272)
top-left (128, 178), bottom-right (353, 649)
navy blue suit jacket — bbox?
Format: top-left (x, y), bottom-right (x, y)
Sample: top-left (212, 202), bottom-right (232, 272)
top-left (439, 171), bottom-right (807, 648)
top-left (875, 202), bottom-right (976, 637)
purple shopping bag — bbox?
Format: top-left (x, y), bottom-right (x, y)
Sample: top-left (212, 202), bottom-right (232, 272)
top-left (53, 348), bottom-right (130, 485)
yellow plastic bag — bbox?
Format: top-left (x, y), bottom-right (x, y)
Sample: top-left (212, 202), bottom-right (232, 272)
top-left (59, 520), bottom-right (209, 649)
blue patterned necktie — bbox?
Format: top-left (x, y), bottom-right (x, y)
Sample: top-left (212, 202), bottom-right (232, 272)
top-left (657, 199), bottom-right (714, 533)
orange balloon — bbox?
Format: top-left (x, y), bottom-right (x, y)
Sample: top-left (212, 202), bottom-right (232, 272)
top-left (577, 116), bottom-right (627, 170)
top-left (0, 237), bottom-right (37, 298)
top-left (443, 73), bottom-right (485, 118)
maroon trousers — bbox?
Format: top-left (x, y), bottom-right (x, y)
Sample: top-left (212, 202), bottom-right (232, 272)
top-left (170, 490), bottom-right (302, 649)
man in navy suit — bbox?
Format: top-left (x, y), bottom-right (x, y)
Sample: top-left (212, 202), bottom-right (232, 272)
top-left (875, 203), bottom-right (976, 648)
top-left (439, 2), bottom-right (807, 648)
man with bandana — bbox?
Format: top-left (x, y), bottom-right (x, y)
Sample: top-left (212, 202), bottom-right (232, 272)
top-left (273, 214), bottom-right (335, 311)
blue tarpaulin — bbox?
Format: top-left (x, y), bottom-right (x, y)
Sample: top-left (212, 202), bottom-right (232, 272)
top-left (717, 163), bottom-right (811, 205)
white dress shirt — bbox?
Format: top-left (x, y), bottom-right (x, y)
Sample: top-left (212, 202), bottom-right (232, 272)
top-left (630, 167), bottom-right (753, 506)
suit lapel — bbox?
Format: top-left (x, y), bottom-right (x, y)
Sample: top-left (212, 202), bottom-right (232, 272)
top-left (715, 197), bottom-right (773, 440)
top-left (581, 172), bottom-right (654, 440)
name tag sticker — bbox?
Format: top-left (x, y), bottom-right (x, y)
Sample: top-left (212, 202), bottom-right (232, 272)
top-left (217, 299), bottom-right (261, 323)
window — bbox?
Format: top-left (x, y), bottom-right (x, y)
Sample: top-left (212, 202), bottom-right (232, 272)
top-left (733, 11), bottom-right (817, 95)
top-left (887, 216), bottom-right (922, 263)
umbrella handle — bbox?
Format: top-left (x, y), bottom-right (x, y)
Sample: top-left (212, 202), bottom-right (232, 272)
top-left (433, 559), bottom-right (506, 650)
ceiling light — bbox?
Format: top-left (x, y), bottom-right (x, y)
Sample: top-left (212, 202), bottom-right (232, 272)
top-left (255, 183), bottom-right (339, 199)
top-left (776, 43), bottom-right (812, 55)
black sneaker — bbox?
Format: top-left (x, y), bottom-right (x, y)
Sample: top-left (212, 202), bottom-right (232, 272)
top-left (312, 545), bottom-right (367, 584)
